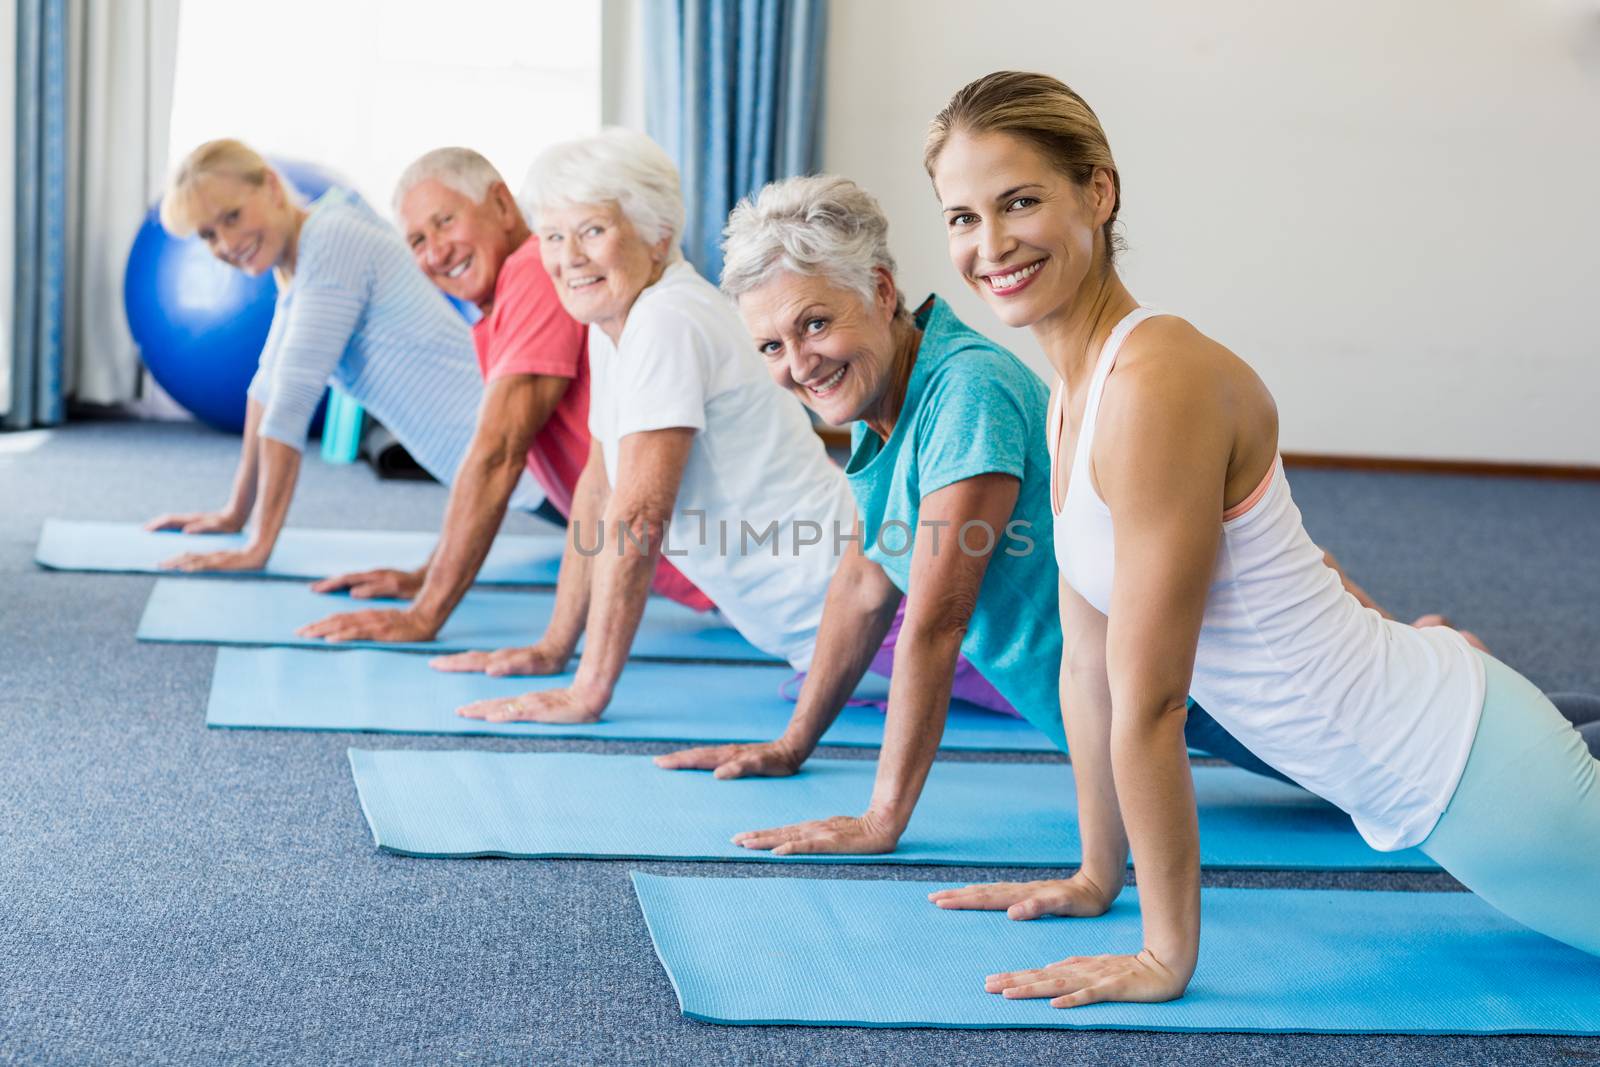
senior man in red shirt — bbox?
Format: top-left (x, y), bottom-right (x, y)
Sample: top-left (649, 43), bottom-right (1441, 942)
top-left (300, 147), bottom-right (709, 648)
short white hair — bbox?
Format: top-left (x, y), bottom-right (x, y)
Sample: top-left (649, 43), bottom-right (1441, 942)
top-left (520, 128), bottom-right (684, 257)
top-left (391, 147), bottom-right (508, 219)
top-left (720, 174), bottom-right (906, 317)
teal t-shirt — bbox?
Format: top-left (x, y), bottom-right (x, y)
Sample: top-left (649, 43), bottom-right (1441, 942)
top-left (845, 296), bottom-right (1066, 752)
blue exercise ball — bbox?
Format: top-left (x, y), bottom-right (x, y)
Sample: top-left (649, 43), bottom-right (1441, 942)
top-left (123, 159), bottom-right (350, 434)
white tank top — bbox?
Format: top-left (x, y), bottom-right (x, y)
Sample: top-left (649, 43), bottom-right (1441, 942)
top-left (1049, 307), bottom-right (1485, 851)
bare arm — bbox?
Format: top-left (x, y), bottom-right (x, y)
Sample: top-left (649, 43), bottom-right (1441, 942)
top-left (655, 528), bottom-right (903, 777)
top-left (451, 429), bottom-right (694, 722)
top-left (162, 432), bottom-right (304, 572)
top-left (146, 397), bottom-right (265, 534)
top-left (567, 428), bottom-right (694, 709)
top-left (434, 437), bottom-right (610, 677)
top-left (729, 472), bottom-right (1023, 856)
top-left (929, 514), bottom-right (1129, 922)
top-left (299, 373), bottom-right (570, 641)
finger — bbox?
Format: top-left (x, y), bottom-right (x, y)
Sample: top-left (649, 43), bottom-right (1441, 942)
top-left (731, 825), bottom-right (799, 849)
top-left (349, 581), bottom-right (394, 599)
top-left (1051, 981), bottom-right (1112, 1009)
top-left (181, 519), bottom-right (215, 534)
top-left (144, 515), bottom-right (178, 531)
top-left (770, 831), bottom-right (859, 857)
top-left (653, 748), bottom-right (723, 770)
top-left (1001, 976), bottom-right (1081, 1001)
top-left (310, 574), bottom-right (356, 593)
top-left (431, 652), bottom-right (492, 673)
top-left (1007, 891), bottom-right (1071, 920)
top-left (295, 614), bottom-right (346, 638)
top-left (712, 756), bottom-right (758, 780)
top-left (456, 698), bottom-right (499, 719)
top-left (929, 884), bottom-right (1019, 909)
top-left (485, 699), bottom-right (538, 723)
top-left (984, 966), bottom-right (1059, 992)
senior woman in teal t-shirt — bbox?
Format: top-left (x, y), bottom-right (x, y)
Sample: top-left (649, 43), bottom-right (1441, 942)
top-left (657, 175), bottom-right (1280, 859)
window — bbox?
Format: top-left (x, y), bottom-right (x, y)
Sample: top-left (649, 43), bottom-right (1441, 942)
top-left (167, 0), bottom-right (601, 211)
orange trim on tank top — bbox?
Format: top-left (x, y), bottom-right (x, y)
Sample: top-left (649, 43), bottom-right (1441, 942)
top-left (1222, 459), bottom-right (1276, 522)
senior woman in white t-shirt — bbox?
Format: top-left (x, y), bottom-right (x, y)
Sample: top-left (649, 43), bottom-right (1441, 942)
top-left (434, 129), bottom-right (864, 723)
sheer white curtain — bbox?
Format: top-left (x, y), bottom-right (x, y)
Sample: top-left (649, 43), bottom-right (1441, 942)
top-left (0, 0), bottom-right (17, 418)
top-left (67, 0), bottom-right (179, 406)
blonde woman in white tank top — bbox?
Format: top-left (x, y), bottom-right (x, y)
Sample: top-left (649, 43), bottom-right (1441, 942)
top-left (919, 72), bottom-right (1600, 1011)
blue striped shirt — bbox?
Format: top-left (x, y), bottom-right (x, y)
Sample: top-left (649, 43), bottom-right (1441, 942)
top-left (247, 188), bottom-right (540, 506)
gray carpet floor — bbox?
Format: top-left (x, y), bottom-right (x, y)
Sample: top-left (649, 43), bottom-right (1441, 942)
top-left (2, 420), bottom-right (1597, 1066)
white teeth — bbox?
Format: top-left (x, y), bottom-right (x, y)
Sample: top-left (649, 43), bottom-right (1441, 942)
top-left (809, 366), bottom-right (847, 394)
top-left (568, 276), bottom-right (602, 289)
top-left (445, 257), bottom-right (471, 279)
top-left (986, 260), bottom-right (1044, 290)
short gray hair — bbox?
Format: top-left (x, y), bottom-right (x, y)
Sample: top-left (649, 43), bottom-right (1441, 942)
top-left (391, 147), bottom-right (509, 219)
top-left (520, 128), bottom-right (684, 257)
top-left (720, 174), bottom-right (906, 318)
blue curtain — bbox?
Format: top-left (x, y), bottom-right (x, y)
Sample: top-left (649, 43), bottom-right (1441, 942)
top-left (644, 0), bottom-right (828, 282)
top-left (7, 0), bottom-right (69, 429)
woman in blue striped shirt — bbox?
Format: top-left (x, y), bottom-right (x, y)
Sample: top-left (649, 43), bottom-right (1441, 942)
top-left (146, 139), bottom-right (538, 571)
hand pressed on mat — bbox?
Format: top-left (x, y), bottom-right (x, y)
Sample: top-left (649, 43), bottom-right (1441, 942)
top-left (296, 606), bottom-right (439, 644)
top-left (160, 545), bottom-right (269, 573)
top-left (455, 685), bottom-right (603, 724)
top-left (928, 872), bottom-right (1118, 921)
top-left (144, 509), bottom-right (245, 535)
top-left (312, 567), bottom-right (424, 600)
top-left (653, 739), bottom-right (805, 780)
top-left (731, 810), bottom-right (901, 856)
top-left (430, 642), bottom-right (571, 677)
top-left (985, 947), bottom-right (1188, 1009)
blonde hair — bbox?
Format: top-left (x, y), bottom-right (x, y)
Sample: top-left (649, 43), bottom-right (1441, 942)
top-left (159, 139), bottom-right (295, 237)
top-left (924, 71), bottom-right (1124, 265)
top-left (721, 174), bottom-right (907, 320)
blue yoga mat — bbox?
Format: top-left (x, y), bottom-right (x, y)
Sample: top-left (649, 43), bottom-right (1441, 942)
top-left (207, 647), bottom-right (1056, 752)
top-left (632, 873), bottom-right (1600, 1034)
top-left (137, 577), bottom-right (775, 661)
top-left (35, 518), bottom-right (564, 585)
top-left (348, 749), bottom-right (1434, 870)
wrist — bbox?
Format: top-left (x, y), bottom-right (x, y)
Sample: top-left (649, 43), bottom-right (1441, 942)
top-left (1071, 867), bottom-right (1124, 910)
top-left (408, 594), bottom-right (449, 628)
top-left (569, 667), bottom-right (614, 711)
top-left (862, 803), bottom-right (911, 839)
top-left (774, 729), bottom-right (817, 768)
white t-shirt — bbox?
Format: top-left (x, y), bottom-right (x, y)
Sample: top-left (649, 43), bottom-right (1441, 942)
top-left (586, 260), bottom-right (857, 668)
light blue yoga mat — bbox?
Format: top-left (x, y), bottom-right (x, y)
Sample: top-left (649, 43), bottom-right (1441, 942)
top-left (35, 518), bottom-right (564, 585)
top-left (207, 647), bottom-right (1056, 752)
top-left (348, 749), bottom-right (1434, 870)
top-left (632, 873), bottom-right (1600, 1034)
top-left (137, 577), bottom-right (774, 661)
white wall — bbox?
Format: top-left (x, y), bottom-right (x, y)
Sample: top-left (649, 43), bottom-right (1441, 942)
top-left (822, 0), bottom-right (1600, 465)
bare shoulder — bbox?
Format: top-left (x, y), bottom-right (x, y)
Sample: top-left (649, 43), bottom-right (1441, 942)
top-left (1102, 315), bottom-right (1274, 434)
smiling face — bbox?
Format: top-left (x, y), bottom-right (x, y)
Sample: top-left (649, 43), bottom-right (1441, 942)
top-left (933, 129), bottom-right (1114, 331)
top-left (737, 268), bottom-right (901, 428)
top-left (397, 178), bottom-right (525, 310)
top-left (190, 173), bottom-right (293, 276)
top-left (537, 201), bottom-right (670, 342)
